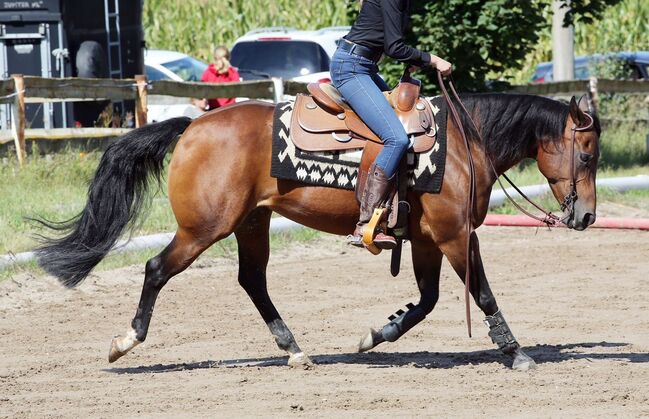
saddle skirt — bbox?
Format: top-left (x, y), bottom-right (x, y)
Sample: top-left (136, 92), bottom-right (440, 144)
top-left (289, 81), bottom-right (438, 153)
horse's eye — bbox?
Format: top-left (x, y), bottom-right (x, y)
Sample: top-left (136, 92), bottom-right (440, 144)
top-left (579, 152), bottom-right (592, 164)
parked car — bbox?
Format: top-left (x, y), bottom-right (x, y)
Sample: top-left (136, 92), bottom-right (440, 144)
top-left (145, 49), bottom-right (208, 82)
top-left (230, 26), bottom-right (350, 83)
top-left (144, 49), bottom-right (209, 122)
top-left (532, 51), bottom-right (649, 83)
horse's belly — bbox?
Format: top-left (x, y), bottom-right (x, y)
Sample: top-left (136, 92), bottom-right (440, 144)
top-left (264, 184), bottom-right (358, 236)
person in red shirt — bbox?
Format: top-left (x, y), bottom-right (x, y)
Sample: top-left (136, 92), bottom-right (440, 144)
top-left (199, 46), bottom-right (241, 110)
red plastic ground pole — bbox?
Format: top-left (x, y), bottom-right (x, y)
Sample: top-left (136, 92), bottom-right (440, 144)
top-left (483, 214), bottom-right (649, 231)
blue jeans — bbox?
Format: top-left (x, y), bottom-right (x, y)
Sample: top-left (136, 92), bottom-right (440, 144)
top-left (330, 48), bottom-right (409, 178)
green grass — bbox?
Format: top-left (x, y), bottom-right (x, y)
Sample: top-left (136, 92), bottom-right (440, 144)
top-left (0, 149), bottom-right (177, 255)
top-left (498, 162), bottom-right (649, 188)
top-left (1, 227), bottom-right (322, 283)
top-left (492, 162), bottom-right (649, 215)
top-left (2, 136), bottom-right (646, 282)
top-left (491, 184), bottom-right (649, 216)
top-left (0, 146), bottom-right (323, 281)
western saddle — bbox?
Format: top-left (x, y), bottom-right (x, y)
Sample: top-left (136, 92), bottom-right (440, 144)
top-left (290, 72), bottom-right (438, 264)
top-left (291, 73), bottom-right (437, 153)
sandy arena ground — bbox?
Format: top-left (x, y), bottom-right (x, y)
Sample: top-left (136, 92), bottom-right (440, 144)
top-left (1, 225), bottom-right (648, 418)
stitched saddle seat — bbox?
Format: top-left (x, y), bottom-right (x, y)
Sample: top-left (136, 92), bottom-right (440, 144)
top-left (289, 77), bottom-right (437, 153)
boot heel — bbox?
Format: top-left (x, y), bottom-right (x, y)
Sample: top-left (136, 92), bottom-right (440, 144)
top-left (374, 234), bottom-right (397, 250)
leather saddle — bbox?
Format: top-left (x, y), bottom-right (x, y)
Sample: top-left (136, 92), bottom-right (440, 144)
top-left (289, 74), bottom-right (437, 153)
top-left (287, 74), bottom-right (438, 262)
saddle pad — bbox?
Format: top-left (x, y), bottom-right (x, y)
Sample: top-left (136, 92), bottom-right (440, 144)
top-left (271, 96), bottom-right (447, 193)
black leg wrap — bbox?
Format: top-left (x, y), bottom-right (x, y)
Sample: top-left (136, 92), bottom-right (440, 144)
top-left (484, 310), bottom-right (520, 355)
top-left (381, 303), bottom-right (426, 342)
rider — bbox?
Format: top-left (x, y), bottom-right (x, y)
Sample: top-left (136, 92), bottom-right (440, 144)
top-left (330, 0), bottom-right (452, 249)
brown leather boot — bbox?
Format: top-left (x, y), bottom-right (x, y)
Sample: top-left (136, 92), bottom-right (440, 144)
top-left (349, 164), bottom-right (397, 249)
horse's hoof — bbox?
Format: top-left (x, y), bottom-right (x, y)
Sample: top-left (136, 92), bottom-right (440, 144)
top-left (108, 338), bottom-right (127, 363)
top-left (358, 328), bottom-right (377, 353)
top-left (108, 332), bottom-right (140, 363)
top-left (288, 352), bottom-right (314, 369)
top-left (512, 350), bottom-right (537, 371)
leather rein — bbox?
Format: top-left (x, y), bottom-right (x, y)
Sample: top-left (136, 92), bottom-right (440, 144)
top-left (435, 71), bottom-right (594, 337)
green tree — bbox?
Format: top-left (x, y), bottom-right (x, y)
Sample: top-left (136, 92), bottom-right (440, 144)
top-left (559, 0), bottom-right (623, 24)
top-left (346, 0), bottom-right (623, 93)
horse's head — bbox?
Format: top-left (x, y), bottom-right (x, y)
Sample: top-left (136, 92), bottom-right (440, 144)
top-left (537, 97), bottom-right (600, 231)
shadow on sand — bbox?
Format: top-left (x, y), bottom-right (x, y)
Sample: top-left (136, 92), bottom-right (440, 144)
top-left (105, 341), bottom-right (648, 375)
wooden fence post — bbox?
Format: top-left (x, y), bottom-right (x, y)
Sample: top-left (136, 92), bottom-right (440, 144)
top-left (135, 75), bottom-right (148, 128)
top-left (10, 74), bottom-right (26, 167)
top-left (588, 77), bottom-right (599, 114)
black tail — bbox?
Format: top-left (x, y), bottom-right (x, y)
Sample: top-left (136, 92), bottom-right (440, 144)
top-left (34, 117), bottom-right (192, 287)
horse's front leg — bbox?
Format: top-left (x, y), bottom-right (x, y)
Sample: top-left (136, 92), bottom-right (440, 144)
top-left (442, 231), bottom-right (536, 370)
top-left (359, 240), bottom-right (443, 352)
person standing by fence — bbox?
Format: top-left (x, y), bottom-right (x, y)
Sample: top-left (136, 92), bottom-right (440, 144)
top-left (199, 46), bottom-right (241, 110)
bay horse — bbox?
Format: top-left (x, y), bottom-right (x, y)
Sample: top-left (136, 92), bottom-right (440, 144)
top-left (35, 92), bottom-right (600, 370)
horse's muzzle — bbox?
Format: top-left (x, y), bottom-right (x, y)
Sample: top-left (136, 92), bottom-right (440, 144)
top-left (567, 210), bottom-right (596, 231)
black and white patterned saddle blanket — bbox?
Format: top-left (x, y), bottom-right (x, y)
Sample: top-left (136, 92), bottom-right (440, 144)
top-left (270, 96), bottom-right (447, 193)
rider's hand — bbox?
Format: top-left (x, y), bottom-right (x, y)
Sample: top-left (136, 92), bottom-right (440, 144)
top-left (430, 55), bottom-right (452, 76)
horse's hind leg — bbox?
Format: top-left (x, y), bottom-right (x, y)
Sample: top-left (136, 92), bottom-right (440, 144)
top-left (234, 207), bottom-right (313, 368)
top-left (359, 240), bottom-right (443, 352)
top-left (441, 232), bottom-right (536, 370)
top-left (109, 228), bottom-right (216, 363)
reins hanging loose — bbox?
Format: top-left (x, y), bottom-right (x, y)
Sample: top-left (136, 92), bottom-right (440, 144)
top-left (435, 72), bottom-right (594, 337)
top-left (437, 71), bottom-right (476, 338)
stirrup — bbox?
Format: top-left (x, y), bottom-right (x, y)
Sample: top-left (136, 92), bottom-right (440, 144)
top-left (361, 208), bottom-right (386, 255)
top-left (347, 233), bottom-right (364, 248)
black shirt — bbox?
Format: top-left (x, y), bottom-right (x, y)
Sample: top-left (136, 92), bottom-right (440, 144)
top-left (344, 0), bottom-right (431, 67)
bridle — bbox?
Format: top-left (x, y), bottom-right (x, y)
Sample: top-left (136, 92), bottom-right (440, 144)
top-left (498, 110), bottom-right (595, 227)
top-left (436, 71), bottom-right (596, 336)
top-left (560, 112), bottom-right (595, 224)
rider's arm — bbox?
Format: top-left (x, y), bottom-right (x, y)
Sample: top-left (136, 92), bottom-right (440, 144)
top-left (381, 0), bottom-right (430, 67)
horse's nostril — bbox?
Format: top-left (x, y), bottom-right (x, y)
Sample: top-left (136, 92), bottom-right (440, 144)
top-left (583, 212), bottom-right (596, 226)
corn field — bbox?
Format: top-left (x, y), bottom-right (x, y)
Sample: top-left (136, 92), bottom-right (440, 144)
top-left (143, 0), bottom-right (352, 62)
top-left (507, 0), bottom-right (649, 83)
top-left (145, 0), bottom-right (647, 81)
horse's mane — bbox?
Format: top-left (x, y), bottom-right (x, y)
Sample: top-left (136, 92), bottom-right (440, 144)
top-left (455, 93), bottom-right (571, 166)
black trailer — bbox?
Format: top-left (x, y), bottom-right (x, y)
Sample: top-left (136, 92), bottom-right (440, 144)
top-left (0, 0), bottom-right (144, 129)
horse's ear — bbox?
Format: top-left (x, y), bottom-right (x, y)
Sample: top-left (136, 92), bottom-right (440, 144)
top-left (577, 95), bottom-right (590, 113)
top-left (569, 96), bottom-right (587, 126)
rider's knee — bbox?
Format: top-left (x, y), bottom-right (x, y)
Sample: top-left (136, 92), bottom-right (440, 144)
top-left (393, 133), bottom-right (410, 149)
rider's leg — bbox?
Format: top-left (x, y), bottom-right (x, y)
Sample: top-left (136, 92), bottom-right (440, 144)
top-left (331, 50), bottom-right (409, 248)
